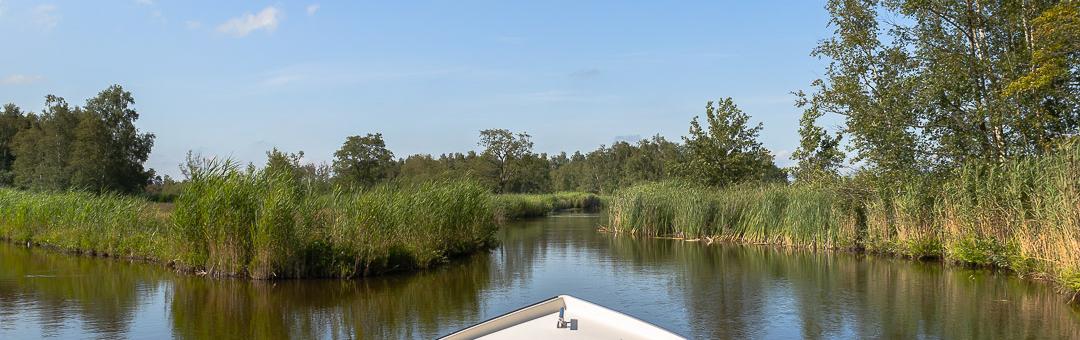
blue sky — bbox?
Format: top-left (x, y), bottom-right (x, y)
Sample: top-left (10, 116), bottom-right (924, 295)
top-left (0, 1), bottom-right (833, 177)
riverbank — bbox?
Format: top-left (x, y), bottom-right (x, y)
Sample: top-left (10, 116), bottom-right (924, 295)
top-left (0, 168), bottom-right (607, 279)
top-left (494, 192), bottom-right (604, 221)
top-left (607, 147), bottom-right (1080, 302)
top-left (0, 172), bottom-right (500, 279)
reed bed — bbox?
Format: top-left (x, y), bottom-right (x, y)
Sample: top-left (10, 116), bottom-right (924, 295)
top-left (172, 162), bottom-right (499, 279)
top-left (0, 189), bottom-right (168, 258)
top-left (0, 161), bottom-right (499, 280)
top-left (607, 181), bottom-right (860, 249)
top-left (493, 192), bottom-right (604, 221)
top-left (607, 144), bottom-right (1080, 296)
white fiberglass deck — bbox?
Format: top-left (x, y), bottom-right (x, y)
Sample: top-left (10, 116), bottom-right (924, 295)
top-left (441, 295), bottom-right (685, 340)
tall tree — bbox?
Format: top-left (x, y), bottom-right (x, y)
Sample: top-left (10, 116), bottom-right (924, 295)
top-left (675, 98), bottom-right (781, 186)
top-left (68, 114), bottom-right (111, 191)
top-left (0, 104), bottom-right (29, 186)
top-left (332, 133), bottom-right (395, 188)
top-left (809, 0), bottom-right (1080, 183)
top-left (12, 95), bottom-right (81, 191)
top-left (478, 129), bottom-right (534, 193)
top-left (80, 84), bottom-right (156, 193)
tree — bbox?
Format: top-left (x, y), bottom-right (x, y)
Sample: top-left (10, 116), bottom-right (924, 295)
top-left (675, 98), bottom-right (781, 186)
top-left (478, 129), bottom-right (534, 193)
top-left (68, 114), bottom-right (111, 191)
top-left (332, 133), bottom-right (395, 188)
top-left (80, 84), bottom-right (156, 193)
top-left (12, 95), bottom-right (81, 191)
top-left (791, 91), bottom-right (845, 183)
top-left (0, 104), bottom-right (29, 186)
top-left (809, 0), bottom-right (1080, 184)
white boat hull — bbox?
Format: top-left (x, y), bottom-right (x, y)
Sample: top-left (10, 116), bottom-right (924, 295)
top-left (440, 295), bottom-right (685, 340)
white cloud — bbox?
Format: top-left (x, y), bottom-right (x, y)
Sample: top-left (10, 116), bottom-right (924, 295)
top-left (185, 20), bottom-right (202, 30)
top-left (1, 74), bottom-right (45, 85)
top-left (135, 0), bottom-right (154, 5)
top-left (217, 6), bottom-right (281, 37)
top-left (32, 4), bottom-right (60, 31)
top-left (306, 4), bottom-right (320, 16)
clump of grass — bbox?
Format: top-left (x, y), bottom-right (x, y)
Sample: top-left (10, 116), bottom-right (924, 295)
top-left (607, 181), bottom-right (859, 248)
top-left (170, 159), bottom-right (499, 279)
top-left (0, 189), bottom-right (167, 258)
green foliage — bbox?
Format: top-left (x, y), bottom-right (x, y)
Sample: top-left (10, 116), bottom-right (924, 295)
top-left (0, 104), bottom-right (30, 186)
top-left (607, 181), bottom-right (861, 248)
top-left (809, 0), bottom-right (1080, 182)
top-left (478, 129), bottom-right (538, 193)
top-left (674, 98), bottom-right (784, 186)
top-left (550, 135), bottom-right (682, 194)
top-left (0, 188), bottom-right (167, 257)
top-left (609, 140), bottom-right (1080, 296)
top-left (332, 133), bottom-right (395, 189)
top-left (6, 86), bottom-right (154, 193)
top-left (791, 91), bottom-right (844, 183)
top-left (171, 156), bottom-right (498, 278)
top-left (493, 192), bottom-right (604, 221)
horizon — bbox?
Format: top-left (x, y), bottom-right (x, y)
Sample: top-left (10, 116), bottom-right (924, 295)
top-left (1, 1), bottom-right (834, 177)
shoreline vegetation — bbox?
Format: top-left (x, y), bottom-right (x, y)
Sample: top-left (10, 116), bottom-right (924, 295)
top-left (0, 163), bottom-right (605, 280)
top-left (606, 143), bottom-right (1080, 301)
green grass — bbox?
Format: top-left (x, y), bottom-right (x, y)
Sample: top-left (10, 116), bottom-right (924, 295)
top-left (0, 189), bottom-right (168, 258)
top-left (0, 160), bottom-right (500, 279)
top-left (607, 181), bottom-right (860, 249)
top-left (493, 192), bottom-right (605, 221)
top-left (606, 143), bottom-right (1080, 298)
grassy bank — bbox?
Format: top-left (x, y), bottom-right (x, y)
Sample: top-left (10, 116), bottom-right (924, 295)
top-left (0, 189), bottom-right (169, 258)
top-left (494, 192), bottom-right (604, 220)
top-left (607, 146), bottom-right (1080, 297)
top-left (0, 164), bottom-right (499, 279)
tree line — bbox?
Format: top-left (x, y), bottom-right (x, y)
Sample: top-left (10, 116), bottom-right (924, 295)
top-left (0, 85), bottom-right (155, 194)
top-left (271, 98), bottom-right (786, 195)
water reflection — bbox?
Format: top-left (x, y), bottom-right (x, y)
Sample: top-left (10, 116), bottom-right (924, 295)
top-left (1, 214), bottom-right (1078, 339)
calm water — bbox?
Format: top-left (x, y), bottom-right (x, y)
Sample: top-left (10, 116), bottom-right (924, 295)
top-left (2, 214), bottom-right (1078, 339)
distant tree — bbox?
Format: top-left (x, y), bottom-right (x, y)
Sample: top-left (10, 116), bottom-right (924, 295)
top-left (80, 84), bottom-right (156, 193)
top-left (332, 133), bottom-right (395, 188)
top-left (478, 129), bottom-right (534, 193)
top-left (68, 114), bottom-right (111, 191)
top-left (675, 98), bottom-right (780, 186)
top-left (0, 104), bottom-right (30, 186)
top-left (265, 148), bottom-right (305, 182)
top-left (12, 95), bottom-right (81, 191)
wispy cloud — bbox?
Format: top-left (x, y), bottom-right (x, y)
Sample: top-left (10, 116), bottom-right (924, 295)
top-left (569, 68), bottom-right (601, 79)
top-left (217, 6), bottom-right (281, 37)
top-left (508, 90), bottom-right (618, 104)
top-left (1, 74), bottom-right (45, 85)
top-left (306, 4), bottom-right (320, 16)
top-left (134, 0), bottom-right (154, 5)
top-left (32, 4), bottom-right (60, 31)
top-left (184, 20), bottom-right (202, 30)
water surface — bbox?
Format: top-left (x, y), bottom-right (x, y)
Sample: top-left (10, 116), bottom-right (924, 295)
top-left (2, 214), bottom-right (1078, 339)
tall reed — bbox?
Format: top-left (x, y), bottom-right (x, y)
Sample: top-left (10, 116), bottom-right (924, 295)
top-left (170, 160), bottom-right (499, 279)
top-left (493, 192), bottom-right (604, 221)
top-left (0, 189), bottom-right (167, 258)
top-left (607, 142), bottom-right (1080, 295)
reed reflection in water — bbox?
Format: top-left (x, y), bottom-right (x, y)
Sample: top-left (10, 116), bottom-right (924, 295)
top-left (1, 214), bottom-right (1078, 339)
